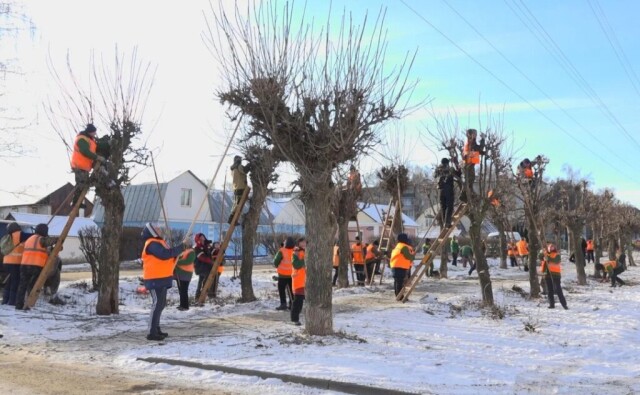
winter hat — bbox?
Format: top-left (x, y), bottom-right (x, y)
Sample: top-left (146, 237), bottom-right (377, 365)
top-left (397, 233), bottom-right (410, 245)
top-left (84, 123), bottom-right (97, 133)
top-left (7, 222), bottom-right (20, 234)
top-left (35, 223), bottom-right (49, 237)
top-left (441, 158), bottom-right (450, 165)
top-left (284, 236), bottom-right (295, 249)
top-left (144, 222), bottom-right (160, 238)
top-left (233, 155), bottom-right (242, 162)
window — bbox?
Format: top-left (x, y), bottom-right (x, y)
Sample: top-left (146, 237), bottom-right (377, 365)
top-left (180, 189), bottom-right (192, 207)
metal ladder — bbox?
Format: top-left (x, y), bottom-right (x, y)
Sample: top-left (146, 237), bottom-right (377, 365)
top-left (396, 203), bottom-right (468, 303)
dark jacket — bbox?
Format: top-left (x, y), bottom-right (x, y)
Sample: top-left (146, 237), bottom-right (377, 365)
top-left (434, 164), bottom-right (460, 193)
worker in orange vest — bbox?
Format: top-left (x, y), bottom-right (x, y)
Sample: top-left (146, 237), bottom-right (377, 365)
top-left (174, 242), bottom-right (196, 311)
top-left (516, 238), bottom-right (530, 271)
top-left (390, 233), bottom-right (415, 296)
top-left (462, 128), bottom-right (485, 193)
top-left (604, 248), bottom-right (626, 287)
top-left (351, 236), bottom-right (366, 286)
top-left (540, 244), bottom-right (567, 309)
top-left (141, 223), bottom-right (186, 341)
top-left (365, 240), bottom-right (382, 285)
top-left (273, 236), bottom-right (295, 310)
top-left (507, 240), bottom-right (518, 267)
top-left (347, 165), bottom-right (362, 194)
top-left (70, 123), bottom-right (105, 207)
top-left (2, 222), bottom-right (31, 306)
top-left (586, 239), bottom-right (595, 263)
top-left (332, 241), bottom-right (340, 286)
top-left (518, 158), bottom-right (534, 179)
top-left (14, 224), bottom-right (58, 310)
top-left (291, 237), bottom-right (306, 326)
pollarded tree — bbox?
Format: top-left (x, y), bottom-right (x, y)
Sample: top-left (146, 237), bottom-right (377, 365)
top-left (516, 155), bottom-right (549, 298)
top-left (46, 49), bottom-right (154, 314)
top-left (205, 2), bottom-right (418, 334)
top-left (433, 112), bottom-right (510, 306)
top-left (546, 174), bottom-right (589, 285)
top-left (238, 143), bottom-right (280, 302)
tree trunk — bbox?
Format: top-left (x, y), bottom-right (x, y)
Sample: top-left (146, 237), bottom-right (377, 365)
top-left (240, 186), bottom-right (269, 302)
top-left (439, 241), bottom-right (448, 278)
top-left (607, 237), bottom-right (617, 261)
top-left (524, 210), bottom-right (540, 298)
top-left (569, 227), bottom-right (587, 285)
top-left (337, 216), bottom-right (351, 288)
top-left (497, 219), bottom-right (507, 269)
top-left (301, 181), bottom-right (334, 335)
top-left (469, 218), bottom-right (493, 306)
top-left (96, 189), bottom-right (124, 315)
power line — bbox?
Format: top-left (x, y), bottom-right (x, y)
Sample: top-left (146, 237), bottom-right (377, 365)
top-left (398, 0), bottom-right (638, 184)
top-left (587, 0), bottom-right (640, 99)
top-left (440, 0), bottom-right (638, 175)
top-left (509, 0), bottom-right (640, 153)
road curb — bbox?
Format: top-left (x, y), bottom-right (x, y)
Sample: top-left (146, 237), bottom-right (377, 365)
top-left (137, 356), bottom-right (422, 395)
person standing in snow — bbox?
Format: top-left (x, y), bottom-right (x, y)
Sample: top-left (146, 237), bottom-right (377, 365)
top-left (141, 223), bottom-right (185, 341)
top-left (291, 237), bottom-right (307, 326)
top-left (450, 236), bottom-right (459, 266)
top-left (540, 243), bottom-right (567, 310)
top-left (174, 247), bottom-right (195, 311)
top-left (2, 222), bottom-right (31, 306)
top-left (390, 233), bottom-right (415, 297)
top-left (459, 244), bottom-right (474, 271)
top-left (273, 236), bottom-right (295, 310)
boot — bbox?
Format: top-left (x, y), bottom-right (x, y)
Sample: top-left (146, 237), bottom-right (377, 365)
top-left (275, 304), bottom-right (287, 311)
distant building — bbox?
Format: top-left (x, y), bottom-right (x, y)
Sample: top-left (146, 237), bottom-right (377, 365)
top-left (350, 202), bottom-right (419, 243)
top-left (0, 183), bottom-right (93, 219)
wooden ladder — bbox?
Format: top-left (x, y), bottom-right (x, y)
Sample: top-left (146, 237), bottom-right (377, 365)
top-left (197, 187), bottom-right (250, 305)
top-left (25, 168), bottom-right (98, 309)
top-left (370, 196), bottom-right (399, 285)
top-left (396, 203), bottom-right (468, 303)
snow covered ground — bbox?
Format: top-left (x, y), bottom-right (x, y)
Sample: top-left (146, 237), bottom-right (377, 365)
top-left (1, 253), bottom-right (639, 394)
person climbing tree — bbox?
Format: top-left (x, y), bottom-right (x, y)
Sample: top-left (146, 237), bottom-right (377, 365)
top-left (70, 123), bottom-right (105, 207)
top-left (462, 128), bottom-right (485, 193)
top-left (347, 165), bottom-right (362, 195)
top-left (229, 155), bottom-right (251, 224)
top-left (434, 158), bottom-right (461, 227)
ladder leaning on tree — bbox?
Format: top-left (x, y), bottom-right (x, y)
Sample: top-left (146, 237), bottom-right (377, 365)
top-left (25, 163), bottom-right (102, 309)
top-left (396, 203), bottom-right (468, 303)
top-left (369, 195), bottom-right (400, 285)
top-left (196, 187), bottom-right (250, 305)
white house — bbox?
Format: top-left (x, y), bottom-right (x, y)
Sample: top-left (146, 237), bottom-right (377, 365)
top-left (351, 202), bottom-right (419, 243)
top-left (6, 212), bottom-right (99, 263)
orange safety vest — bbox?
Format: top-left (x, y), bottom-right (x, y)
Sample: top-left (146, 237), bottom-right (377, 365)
top-left (463, 141), bottom-right (480, 165)
top-left (176, 249), bottom-right (194, 273)
top-left (292, 249), bottom-right (306, 292)
top-left (543, 253), bottom-right (561, 274)
top-left (586, 240), bottom-right (594, 251)
top-left (523, 168), bottom-right (533, 178)
top-left (70, 134), bottom-right (97, 171)
top-left (21, 235), bottom-right (48, 267)
top-left (3, 231), bottom-right (24, 265)
top-left (333, 246), bottom-right (340, 268)
top-left (277, 247), bottom-right (293, 276)
top-left (507, 244), bottom-right (515, 257)
top-left (351, 243), bottom-right (365, 265)
top-left (365, 244), bottom-right (377, 260)
top-left (142, 239), bottom-right (175, 280)
top-left (390, 242), bottom-right (414, 270)
top-left (516, 240), bottom-right (529, 256)
top-left (603, 260), bottom-right (617, 272)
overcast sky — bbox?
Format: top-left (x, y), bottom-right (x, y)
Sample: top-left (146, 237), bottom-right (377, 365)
top-left (2, 0), bottom-right (639, 209)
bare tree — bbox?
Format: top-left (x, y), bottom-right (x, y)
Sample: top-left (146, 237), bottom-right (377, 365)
top-left (78, 225), bottom-right (101, 290)
top-left (545, 173), bottom-right (589, 285)
top-left (516, 155), bottom-right (549, 297)
top-left (432, 112), bottom-right (510, 306)
top-left (205, 1), bottom-right (418, 334)
top-left (238, 143), bottom-right (279, 302)
top-left (46, 49), bottom-right (155, 315)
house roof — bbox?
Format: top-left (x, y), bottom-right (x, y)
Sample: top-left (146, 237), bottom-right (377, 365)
top-left (8, 212), bottom-right (98, 237)
top-left (358, 202), bottom-right (418, 227)
top-left (92, 183), bottom-right (167, 224)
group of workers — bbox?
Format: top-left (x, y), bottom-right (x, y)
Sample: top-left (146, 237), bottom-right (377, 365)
top-left (272, 236), bottom-right (307, 325)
